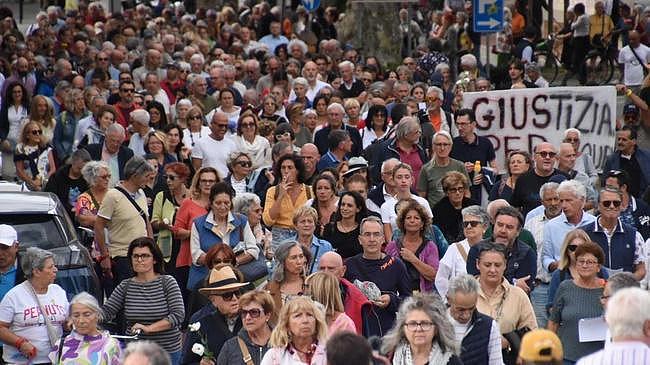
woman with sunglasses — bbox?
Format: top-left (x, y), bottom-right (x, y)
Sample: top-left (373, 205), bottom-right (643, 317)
top-left (547, 242), bottom-right (606, 364)
top-left (360, 105), bottom-right (389, 149)
top-left (433, 171), bottom-right (476, 243)
top-left (474, 242), bottom-right (537, 364)
top-left (546, 229), bottom-right (608, 314)
top-left (224, 152), bottom-right (253, 195)
top-left (182, 106), bottom-right (210, 151)
top-left (435, 205), bottom-right (490, 298)
top-left (14, 120), bottom-right (55, 191)
top-left (217, 291), bottom-right (274, 365)
top-left (234, 111), bottom-right (272, 170)
top-left (103, 237), bottom-right (185, 365)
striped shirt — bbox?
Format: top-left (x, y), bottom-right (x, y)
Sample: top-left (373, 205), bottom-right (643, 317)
top-left (576, 341), bottom-right (650, 365)
top-left (103, 275), bottom-right (185, 352)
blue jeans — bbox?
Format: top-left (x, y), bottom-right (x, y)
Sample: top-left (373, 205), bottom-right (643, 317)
top-left (168, 350), bottom-right (181, 365)
top-left (531, 283), bottom-right (549, 329)
top-left (270, 227), bottom-right (296, 253)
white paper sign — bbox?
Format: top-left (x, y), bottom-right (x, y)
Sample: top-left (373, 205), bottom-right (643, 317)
top-left (578, 316), bottom-right (608, 342)
top-left (462, 86), bottom-right (617, 169)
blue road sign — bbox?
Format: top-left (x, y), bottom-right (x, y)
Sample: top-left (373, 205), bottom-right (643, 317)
top-left (302, 0), bottom-right (321, 12)
top-left (473, 0), bottom-right (504, 33)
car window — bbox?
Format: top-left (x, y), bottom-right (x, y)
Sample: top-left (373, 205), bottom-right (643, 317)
top-left (0, 214), bottom-right (67, 250)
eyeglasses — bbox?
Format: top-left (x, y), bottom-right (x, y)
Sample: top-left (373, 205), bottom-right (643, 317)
top-left (404, 321), bottom-right (433, 331)
top-left (241, 122), bottom-right (255, 128)
top-left (361, 232), bottom-right (383, 238)
top-left (219, 291), bottom-right (241, 301)
top-left (30, 130), bottom-right (43, 135)
top-left (240, 308), bottom-right (262, 318)
top-left (536, 151), bottom-right (557, 158)
top-left (564, 138), bottom-right (579, 143)
top-left (275, 132), bottom-right (291, 139)
top-left (447, 186), bottom-right (465, 194)
top-left (601, 200), bottom-right (622, 208)
top-left (132, 253), bottom-right (152, 261)
top-left (568, 244), bottom-right (578, 252)
top-left (164, 175), bottom-right (177, 181)
top-left (97, 57), bottom-right (108, 61)
top-left (427, 97), bottom-right (439, 103)
top-left (189, 115), bottom-right (202, 120)
top-left (463, 220), bottom-right (482, 228)
top-left (576, 259), bottom-right (598, 266)
top-left (200, 179), bottom-right (217, 185)
top-left (120, 88), bottom-right (135, 93)
top-left (236, 161), bottom-right (252, 168)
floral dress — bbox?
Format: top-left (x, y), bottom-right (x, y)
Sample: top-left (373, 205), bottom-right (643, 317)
top-left (58, 330), bottom-right (122, 365)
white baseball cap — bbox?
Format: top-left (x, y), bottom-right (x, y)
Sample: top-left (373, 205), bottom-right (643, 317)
top-left (0, 225), bottom-right (17, 246)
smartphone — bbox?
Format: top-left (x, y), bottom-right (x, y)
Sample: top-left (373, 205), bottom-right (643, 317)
top-left (418, 102), bottom-right (427, 111)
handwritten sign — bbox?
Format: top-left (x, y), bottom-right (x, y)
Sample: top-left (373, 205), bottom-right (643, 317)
top-left (462, 86), bottom-right (617, 169)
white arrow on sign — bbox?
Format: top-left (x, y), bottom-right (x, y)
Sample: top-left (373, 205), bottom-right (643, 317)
top-left (477, 18), bottom-right (500, 28)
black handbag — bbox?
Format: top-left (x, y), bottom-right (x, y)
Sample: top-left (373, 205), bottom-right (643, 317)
top-left (502, 326), bottom-right (531, 365)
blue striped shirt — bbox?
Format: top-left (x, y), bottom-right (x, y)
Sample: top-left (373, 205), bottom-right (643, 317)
top-left (576, 341), bottom-right (650, 365)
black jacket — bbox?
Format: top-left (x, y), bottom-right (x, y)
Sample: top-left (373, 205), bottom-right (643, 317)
top-left (216, 326), bottom-right (270, 365)
top-left (44, 164), bottom-right (89, 219)
top-left (182, 303), bottom-right (243, 365)
top-left (83, 143), bottom-right (134, 180)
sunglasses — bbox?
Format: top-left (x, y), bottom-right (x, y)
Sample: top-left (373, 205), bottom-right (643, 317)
top-left (568, 244), bottom-right (578, 252)
top-left (240, 308), bottom-right (262, 318)
top-left (219, 290), bottom-right (241, 301)
top-left (120, 88), bottom-right (135, 93)
top-left (463, 220), bottom-right (482, 228)
top-left (601, 200), bottom-right (622, 208)
top-left (236, 161), bottom-right (252, 167)
top-left (537, 151), bottom-right (557, 158)
top-left (164, 175), bottom-right (177, 181)
top-left (30, 130), bottom-right (43, 135)
top-left (189, 115), bottom-right (202, 120)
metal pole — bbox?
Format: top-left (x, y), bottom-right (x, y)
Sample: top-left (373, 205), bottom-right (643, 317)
top-left (486, 34), bottom-right (490, 79)
top-left (548, 0), bottom-right (554, 37)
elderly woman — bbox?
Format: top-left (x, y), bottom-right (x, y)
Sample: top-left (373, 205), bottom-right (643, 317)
top-left (233, 193), bottom-right (272, 260)
top-left (381, 293), bottom-right (461, 365)
top-left (305, 272), bottom-right (355, 337)
top-left (234, 111), bottom-right (272, 170)
top-left (360, 105), bottom-right (388, 149)
top-left (259, 95), bottom-right (288, 127)
top-left (14, 120), bottom-right (55, 191)
top-left (386, 200), bottom-right (439, 293)
top-left (76, 161), bottom-right (111, 258)
top-left (59, 292), bottom-right (122, 364)
top-left (436, 205), bottom-right (490, 298)
top-left (293, 206), bottom-right (333, 274)
top-left (0, 247), bottom-right (69, 365)
top-left (432, 171), bottom-right (477, 243)
top-left (263, 154), bottom-right (312, 248)
top-left (474, 242), bottom-right (537, 364)
top-left (344, 99), bottom-right (362, 129)
top-left (224, 152), bottom-right (253, 195)
top-left (548, 242), bottom-right (606, 363)
top-left (260, 296), bottom-right (327, 365)
top-left (323, 191), bottom-right (368, 259)
top-left (488, 151), bottom-right (531, 201)
top-left (151, 162), bottom-right (190, 272)
top-left (309, 174), bottom-right (339, 237)
top-left (265, 241), bottom-right (312, 323)
top-left (189, 182), bottom-right (259, 288)
top-left (217, 291), bottom-right (275, 365)
top-left (103, 237), bottom-right (185, 365)
top-left (54, 88), bottom-right (89, 160)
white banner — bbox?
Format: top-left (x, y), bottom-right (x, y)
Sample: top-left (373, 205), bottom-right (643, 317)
top-left (461, 86), bottom-right (617, 169)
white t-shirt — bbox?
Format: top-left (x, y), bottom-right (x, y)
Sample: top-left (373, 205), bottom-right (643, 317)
top-left (191, 134), bottom-right (237, 180)
top-left (618, 44), bottom-right (650, 86)
top-left (182, 126), bottom-right (211, 150)
top-left (0, 282), bottom-right (69, 364)
top-left (380, 194), bottom-right (433, 231)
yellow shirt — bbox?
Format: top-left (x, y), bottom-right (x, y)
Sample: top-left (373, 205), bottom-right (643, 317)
top-left (476, 278), bottom-right (538, 334)
top-left (97, 188), bottom-right (149, 258)
top-left (262, 184), bottom-right (311, 229)
top-left (589, 14), bottom-right (614, 41)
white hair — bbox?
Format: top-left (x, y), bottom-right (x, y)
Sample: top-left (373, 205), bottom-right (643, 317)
top-left (433, 130), bottom-right (452, 144)
top-left (327, 102), bottom-right (345, 114)
top-left (293, 77), bottom-right (308, 87)
top-left (606, 288), bottom-right (650, 339)
top-left (338, 60), bottom-right (354, 71)
top-left (564, 128), bottom-right (581, 139)
top-left (190, 53), bottom-right (205, 64)
top-left (288, 39), bottom-right (308, 55)
top-left (557, 179), bottom-right (587, 201)
top-left (460, 54), bottom-right (477, 68)
top-left (426, 86), bottom-right (444, 101)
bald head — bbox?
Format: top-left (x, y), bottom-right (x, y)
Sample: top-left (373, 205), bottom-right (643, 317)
top-left (486, 199), bottom-right (510, 222)
top-left (318, 251), bottom-right (345, 278)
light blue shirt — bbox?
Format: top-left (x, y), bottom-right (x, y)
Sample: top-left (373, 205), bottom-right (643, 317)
top-left (258, 34), bottom-right (289, 53)
top-left (541, 211), bottom-right (596, 272)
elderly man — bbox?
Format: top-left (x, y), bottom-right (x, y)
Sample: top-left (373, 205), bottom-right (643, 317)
top-left (95, 156), bottom-right (155, 293)
top-left (556, 142), bottom-right (596, 207)
top-left (524, 182), bottom-right (562, 328)
top-left (300, 143), bottom-right (320, 185)
top-left (511, 142), bottom-right (565, 215)
top-left (259, 21), bottom-right (288, 53)
top-left (318, 251), bottom-right (371, 335)
top-left (191, 112), bottom-right (237, 179)
top-left (339, 60), bottom-right (365, 98)
top-left (83, 123), bottom-right (134, 186)
top-left (368, 158), bottom-right (400, 213)
top-left (132, 49), bottom-right (164, 88)
top-left (243, 59), bottom-right (261, 89)
top-left (563, 128), bottom-right (598, 184)
top-left (317, 130), bottom-right (352, 172)
top-left (288, 61), bottom-right (329, 102)
top-left (450, 108), bottom-right (497, 202)
top-left (188, 53), bottom-right (208, 78)
top-left (128, 109), bottom-right (153, 157)
top-left (313, 103), bottom-right (363, 157)
top-left (143, 73), bottom-right (170, 115)
top-left (602, 169), bottom-right (650, 239)
top-left (256, 56), bottom-right (282, 95)
top-left (123, 341), bottom-right (171, 365)
top-left (0, 225), bottom-right (24, 301)
top-left (466, 206), bottom-right (537, 293)
top-left (603, 125), bottom-right (650, 198)
top-left (542, 180), bottom-right (596, 276)
top-left (576, 288), bottom-right (650, 364)
top-left (344, 216), bottom-right (411, 337)
top-left (580, 188), bottom-right (646, 280)
top-left (423, 86), bottom-right (455, 138)
top-left (373, 116), bottom-right (428, 185)
top-left (417, 131), bottom-right (468, 209)
top-left (84, 52), bottom-right (119, 87)
top-left (188, 74), bottom-right (217, 114)
top-left (447, 275), bottom-right (503, 365)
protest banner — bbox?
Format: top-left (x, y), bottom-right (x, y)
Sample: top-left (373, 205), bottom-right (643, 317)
top-left (462, 86), bottom-right (617, 170)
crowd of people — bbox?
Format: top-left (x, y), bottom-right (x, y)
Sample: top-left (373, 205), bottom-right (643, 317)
top-left (1, 0), bottom-right (650, 364)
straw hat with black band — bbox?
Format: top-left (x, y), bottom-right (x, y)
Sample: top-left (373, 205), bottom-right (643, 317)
top-left (199, 265), bottom-right (250, 295)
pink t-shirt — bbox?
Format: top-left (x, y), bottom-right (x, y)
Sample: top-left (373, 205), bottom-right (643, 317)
top-left (173, 199), bottom-right (207, 267)
top-left (328, 312), bottom-right (356, 338)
